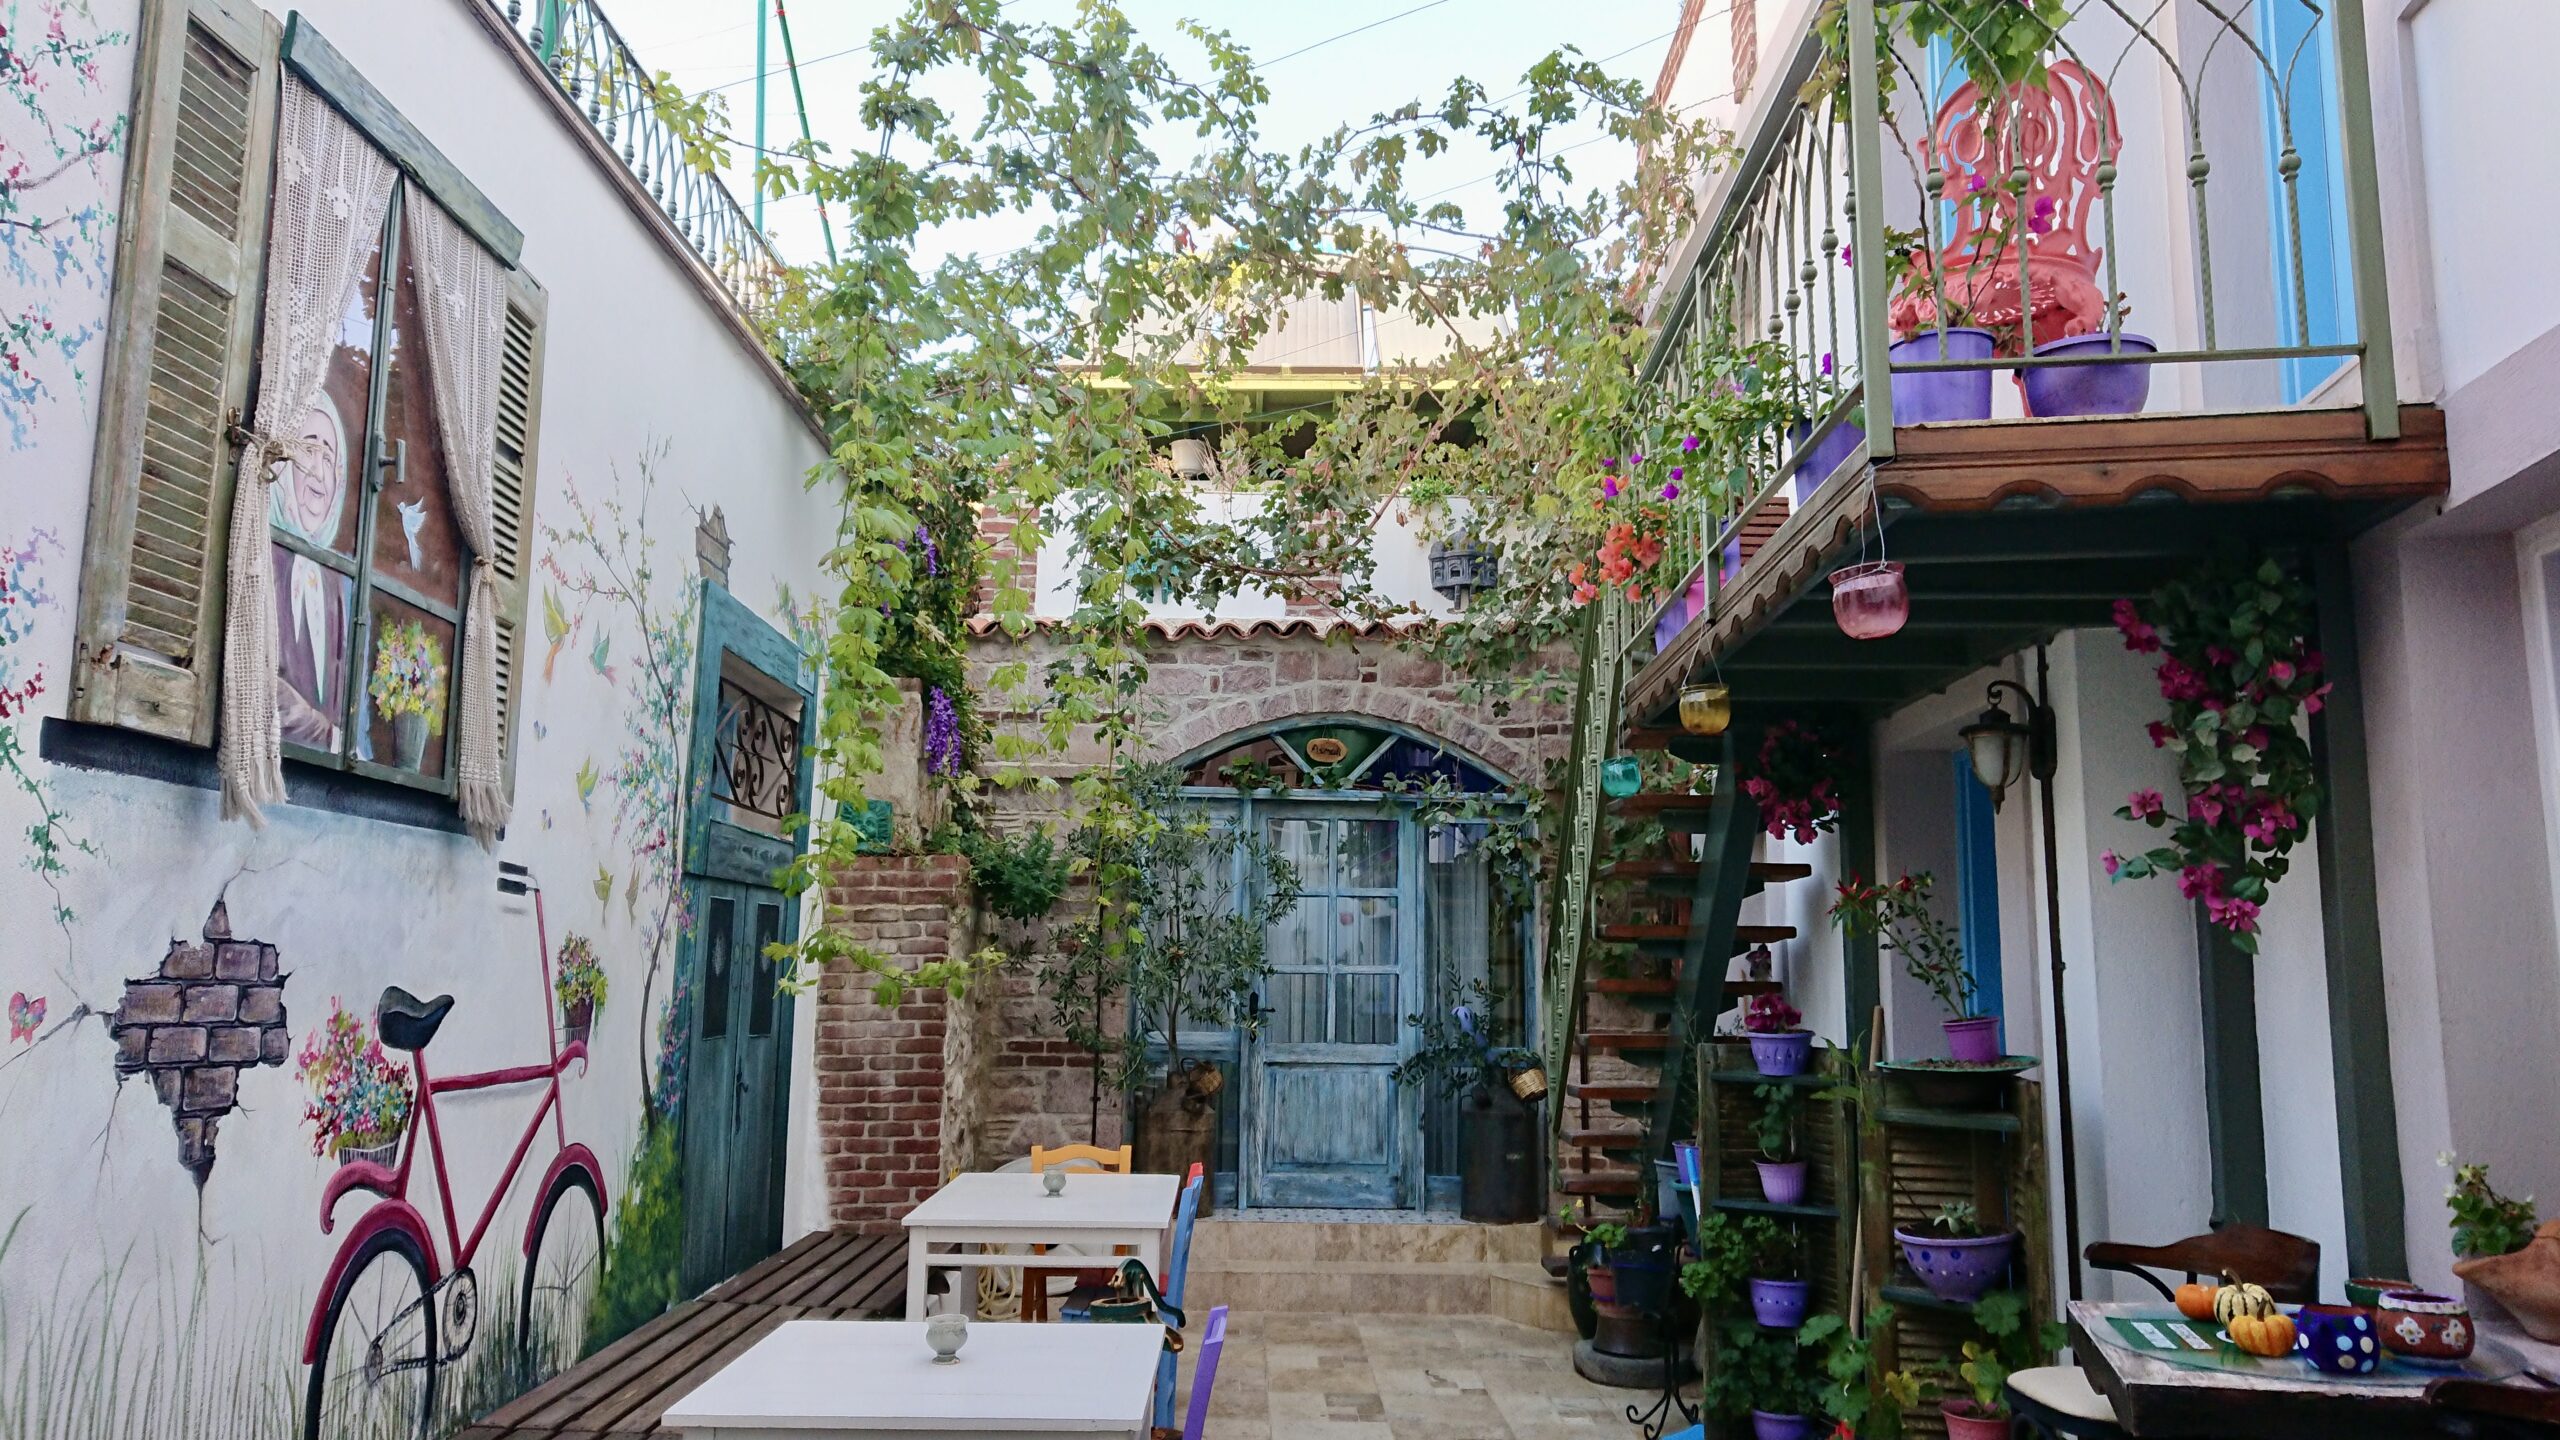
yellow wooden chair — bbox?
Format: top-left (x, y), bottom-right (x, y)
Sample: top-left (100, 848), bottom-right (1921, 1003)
top-left (1022, 1144), bottom-right (1136, 1319)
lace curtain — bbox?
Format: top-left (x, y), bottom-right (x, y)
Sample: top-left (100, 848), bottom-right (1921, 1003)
top-left (220, 79), bottom-right (397, 826)
top-left (406, 197), bottom-right (508, 845)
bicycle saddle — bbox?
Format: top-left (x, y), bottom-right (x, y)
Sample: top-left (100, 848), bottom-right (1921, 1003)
top-left (376, 986), bottom-right (454, 1053)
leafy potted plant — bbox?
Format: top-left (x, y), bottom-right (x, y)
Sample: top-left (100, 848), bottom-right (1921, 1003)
top-left (1746, 1217), bottom-right (1811, 1330)
top-left (553, 933), bottom-right (607, 1047)
top-left (1876, 223), bottom-right (2001, 423)
top-left (1046, 763), bottom-right (1302, 1210)
top-left (2447, 1156), bottom-right (2560, 1341)
top-left (1811, 1305), bottom-right (1921, 1440)
top-left (1894, 1201), bottom-right (2019, 1305)
top-left (1937, 1291), bottom-right (2069, 1440)
top-left (367, 618), bottom-right (450, 771)
top-left (295, 999), bottom-right (416, 1168)
top-left (1392, 976), bottom-right (1544, 1222)
top-left (1831, 873), bottom-right (2012, 1070)
top-left (1702, 1315), bottom-right (1828, 1440)
top-left (1753, 1082), bottom-right (1809, 1205)
top-left (1743, 991), bottom-right (1813, 1077)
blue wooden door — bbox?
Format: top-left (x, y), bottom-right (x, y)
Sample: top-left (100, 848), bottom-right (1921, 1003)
top-left (1245, 808), bottom-right (1421, 1207)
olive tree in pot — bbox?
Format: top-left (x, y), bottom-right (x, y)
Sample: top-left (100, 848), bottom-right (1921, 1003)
top-left (1046, 763), bottom-right (1301, 1211)
top-left (1392, 976), bottom-right (1543, 1222)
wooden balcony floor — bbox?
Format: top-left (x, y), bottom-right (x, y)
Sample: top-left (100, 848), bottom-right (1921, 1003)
top-left (462, 1229), bottom-right (905, 1440)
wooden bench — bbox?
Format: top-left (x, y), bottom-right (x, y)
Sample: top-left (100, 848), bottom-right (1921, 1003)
top-left (462, 1229), bottom-right (906, 1439)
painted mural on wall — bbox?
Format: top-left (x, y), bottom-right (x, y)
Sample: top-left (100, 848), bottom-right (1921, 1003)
top-left (0, 0), bottom-right (128, 449)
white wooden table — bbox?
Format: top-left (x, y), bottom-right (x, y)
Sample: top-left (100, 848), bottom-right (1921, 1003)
top-left (659, 1319), bottom-right (1163, 1437)
top-left (901, 1170), bottom-right (1181, 1321)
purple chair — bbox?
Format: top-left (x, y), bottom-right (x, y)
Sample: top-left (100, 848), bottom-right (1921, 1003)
top-left (1150, 1305), bottom-right (1228, 1440)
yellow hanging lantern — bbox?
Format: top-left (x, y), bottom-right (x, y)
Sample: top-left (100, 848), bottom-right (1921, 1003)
top-left (1678, 683), bottom-right (1732, 737)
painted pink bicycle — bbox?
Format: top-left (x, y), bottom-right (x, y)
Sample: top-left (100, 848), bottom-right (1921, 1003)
top-left (301, 861), bottom-right (608, 1440)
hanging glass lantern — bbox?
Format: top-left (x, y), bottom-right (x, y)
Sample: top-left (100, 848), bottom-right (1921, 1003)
top-left (1600, 755), bottom-right (1643, 798)
top-left (1678, 682), bottom-right (1732, 737)
top-left (1830, 560), bottom-right (1910, 640)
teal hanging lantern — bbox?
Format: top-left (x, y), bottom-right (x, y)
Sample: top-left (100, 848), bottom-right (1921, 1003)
top-left (1600, 755), bottom-right (1642, 798)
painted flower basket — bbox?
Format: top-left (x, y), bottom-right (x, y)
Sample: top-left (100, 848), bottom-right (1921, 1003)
top-left (553, 934), bottom-right (608, 1048)
top-left (367, 619), bottom-right (450, 772)
top-left (296, 999), bottom-right (415, 1165)
top-left (336, 1132), bottom-right (402, 1170)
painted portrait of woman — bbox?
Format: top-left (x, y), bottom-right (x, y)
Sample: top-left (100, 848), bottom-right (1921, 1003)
top-left (270, 397), bottom-right (355, 752)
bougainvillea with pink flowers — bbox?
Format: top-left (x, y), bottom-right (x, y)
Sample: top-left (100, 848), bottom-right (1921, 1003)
top-left (1742, 719), bottom-right (1845, 842)
top-left (2101, 555), bottom-right (2329, 952)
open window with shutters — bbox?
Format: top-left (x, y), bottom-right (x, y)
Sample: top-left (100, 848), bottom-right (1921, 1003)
top-left (72, 1), bottom-right (544, 817)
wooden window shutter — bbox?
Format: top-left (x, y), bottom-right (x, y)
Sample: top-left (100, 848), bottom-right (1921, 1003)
top-left (70, 0), bottom-right (282, 744)
top-left (490, 268), bottom-right (549, 794)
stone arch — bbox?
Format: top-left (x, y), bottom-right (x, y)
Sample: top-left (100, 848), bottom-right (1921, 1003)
top-left (1165, 711), bottom-right (1523, 790)
top-left (1143, 657), bottom-right (1544, 786)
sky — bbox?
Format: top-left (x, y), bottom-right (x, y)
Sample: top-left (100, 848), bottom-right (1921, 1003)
top-left (593, 1), bottom-right (1688, 268)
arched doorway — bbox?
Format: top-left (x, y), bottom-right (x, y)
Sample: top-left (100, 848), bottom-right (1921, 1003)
top-left (1168, 719), bottom-right (1534, 1211)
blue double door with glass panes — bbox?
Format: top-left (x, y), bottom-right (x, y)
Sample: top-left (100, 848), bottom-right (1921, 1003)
top-left (1246, 807), bottom-right (1424, 1208)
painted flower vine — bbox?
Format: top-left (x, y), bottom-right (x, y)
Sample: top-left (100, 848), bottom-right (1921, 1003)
top-left (2102, 555), bottom-right (2329, 951)
top-left (0, 0), bottom-right (129, 448)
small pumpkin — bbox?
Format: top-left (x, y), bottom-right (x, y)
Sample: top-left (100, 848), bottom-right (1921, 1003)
top-left (2214, 1281), bottom-right (2277, 1324)
top-left (2175, 1282), bottom-right (2220, 1321)
top-left (2228, 1310), bottom-right (2297, 1358)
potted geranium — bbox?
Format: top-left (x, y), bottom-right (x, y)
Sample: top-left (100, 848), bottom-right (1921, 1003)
top-left (1752, 1082), bottom-right (1809, 1205)
top-left (1746, 1217), bottom-right (1811, 1330)
top-left (553, 933), bottom-right (607, 1047)
top-left (295, 1000), bottom-right (415, 1168)
top-left (1744, 721), bottom-right (1846, 842)
top-left (1743, 991), bottom-right (1813, 1078)
top-left (1830, 872), bottom-right (2002, 1063)
top-left (2447, 1156), bottom-right (2560, 1341)
top-left (1701, 1315), bottom-right (1828, 1440)
top-left (1938, 1291), bottom-right (2069, 1440)
top-left (1894, 1201), bottom-right (2019, 1305)
top-left (367, 618), bottom-right (450, 771)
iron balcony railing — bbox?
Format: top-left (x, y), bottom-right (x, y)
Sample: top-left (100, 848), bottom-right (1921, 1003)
top-left (490, 0), bottom-right (788, 323)
top-left (1634, 0), bottom-right (2397, 653)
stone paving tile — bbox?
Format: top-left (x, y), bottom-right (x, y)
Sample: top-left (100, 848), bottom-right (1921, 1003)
top-left (1172, 1310), bottom-right (1651, 1440)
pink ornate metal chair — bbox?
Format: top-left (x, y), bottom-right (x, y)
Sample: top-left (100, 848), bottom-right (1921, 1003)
top-left (1887, 61), bottom-right (2122, 353)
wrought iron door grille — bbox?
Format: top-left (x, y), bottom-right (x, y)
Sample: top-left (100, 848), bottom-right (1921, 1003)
top-left (712, 677), bottom-right (799, 824)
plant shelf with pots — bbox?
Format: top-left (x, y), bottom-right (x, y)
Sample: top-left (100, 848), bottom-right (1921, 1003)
top-left (1713, 1197), bottom-right (1842, 1221)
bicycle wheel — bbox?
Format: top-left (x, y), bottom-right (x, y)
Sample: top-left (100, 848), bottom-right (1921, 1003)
top-left (303, 1227), bottom-right (437, 1440)
top-left (519, 1172), bottom-right (604, 1378)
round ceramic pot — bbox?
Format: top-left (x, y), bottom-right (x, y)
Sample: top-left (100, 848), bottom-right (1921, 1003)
top-left (924, 1312), bottom-right (968, 1363)
top-left (1895, 1227), bottom-right (2018, 1304)
top-left (1608, 1253), bottom-right (1674, 1315)
top-left (1749, 1276), bottom-right (1810, 1329)
top-left (2294, 1304), bottom-right (2381, 1376)
top-left (1941, 1400), bottom-right (2011, 1440)
top-left (1830, 561), bottom-right (1909, 641)
top-left (2377, 1289), bottom-right (2474, 1361)
top-left (1887, 328), bottom-right (1999, 423)
top-left (1750, 1410), bottom-right (1820, 1440)
top-left (1787, 418), bottom-right (1866, 493)
top-left (1583, 1256), bottom-right (1619, 1309)
top-left (1750, 1030), bottom-right (1814, 1077)
top-left (1943, 1015), bottom-right (2003, 1065)
top-left (2019, 332), bottom-right (2156, 417)
top-left (1757, 1159), bottom-right (1810, 1206)
top-left (2346, 1277), bottom-right (2416, 1311)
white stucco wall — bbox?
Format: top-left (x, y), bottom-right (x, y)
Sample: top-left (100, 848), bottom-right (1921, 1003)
top-left (0, 1), bottom-right (833, 1433)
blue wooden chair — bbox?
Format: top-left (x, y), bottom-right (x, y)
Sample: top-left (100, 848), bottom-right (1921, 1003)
top-left (1149, 1305), bottom-right (1228, 1440)
top-left (1061, 1166), bottom-right (1207, 1430)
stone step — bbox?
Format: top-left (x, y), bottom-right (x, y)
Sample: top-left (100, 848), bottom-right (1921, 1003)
top-left (1188, 1218), bottom-right (1543, 1265)
top-left (1181, 1257), bottom-right (1573, 1332)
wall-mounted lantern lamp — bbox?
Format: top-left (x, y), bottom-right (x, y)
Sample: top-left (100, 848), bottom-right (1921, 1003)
top-left (1959, 678), bottom-right (2056, 811)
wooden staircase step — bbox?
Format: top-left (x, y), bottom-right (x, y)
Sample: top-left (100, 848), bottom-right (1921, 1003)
top-left (1606, 793), bottom-right (1719, 826)
top-left (1564, 1129), bottom-right (1646, 1150)
top-left (1588, 977), bottom-right (1675, 997)
top-left (1579, 1030), bottom-right (1672, 1052)
top-left (1559, 1170), bottom-right (1645, 1197)
top-left (1563, 1081), bottom-right (1659, 1103)
top-left (1619, 728), bottom-right (1722, 762)
top-left (1594, 922), bottom-right (1800, 951)
top-left (1604, 859), bottom-right (1812, 887)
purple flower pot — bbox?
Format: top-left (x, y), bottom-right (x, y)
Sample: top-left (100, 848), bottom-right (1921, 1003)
top-left (1788, 417), bottom-right (1866, 494)
top-left (1751, 1410), bottom-right (1820, 1440)
top-left (1943, 1015), bottom-right (2003, 1065)
top-left (1895, 1227), bottom-right (2019, 1304)
top-left (2019, 332), bottom-right (2155, 416)
top-left (1757, 1159), bottom-right (1810, 1206)
top-left (1749, 1277), bottom-right (1810, 1329)
top-left (1887, 328), bottom-right (1998, 423)
top-left (1750, 1031), bottom-right (1813, 1077)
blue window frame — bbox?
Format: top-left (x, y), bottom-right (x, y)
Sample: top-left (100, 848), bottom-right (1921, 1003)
top-left (2258, 1), bottom-right (2356, 402)
top-left (1950, 751), bottom-right (2004, 1023)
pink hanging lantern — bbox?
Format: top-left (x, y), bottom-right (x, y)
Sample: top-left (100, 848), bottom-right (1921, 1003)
top-left (1831, 561), bottom-right (1910, 640)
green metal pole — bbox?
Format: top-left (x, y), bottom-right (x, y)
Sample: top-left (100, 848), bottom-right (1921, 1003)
top-left (2328, 0), bottom-right (2401, 441)
top-left (774, 0), bottom-right (840, 263)
top-left (1844, 0), bottom-right (1897, 462)
top-left (752, 0), bottom-right (767, 230)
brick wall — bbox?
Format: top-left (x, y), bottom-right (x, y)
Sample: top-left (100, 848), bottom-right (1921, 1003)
top-left (815, 854), bottom-right (979, 1228)
top-left (110, 901), bottom-right (289, 1182)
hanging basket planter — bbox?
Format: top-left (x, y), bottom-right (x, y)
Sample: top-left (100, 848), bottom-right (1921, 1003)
top-left (1678, 683), bottom-right (1732, 738)
top-left (1831, 560), bottom-right (1910, 640)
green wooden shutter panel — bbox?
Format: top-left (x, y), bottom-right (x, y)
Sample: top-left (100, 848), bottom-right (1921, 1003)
top-left (491, 272), bottom-right (548, 791)
top-left (71, 0), bottom-right (279, 744)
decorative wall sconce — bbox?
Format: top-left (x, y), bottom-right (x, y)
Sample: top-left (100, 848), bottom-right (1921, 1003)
top-left (1959, 679), bottom-right (2057, 811)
